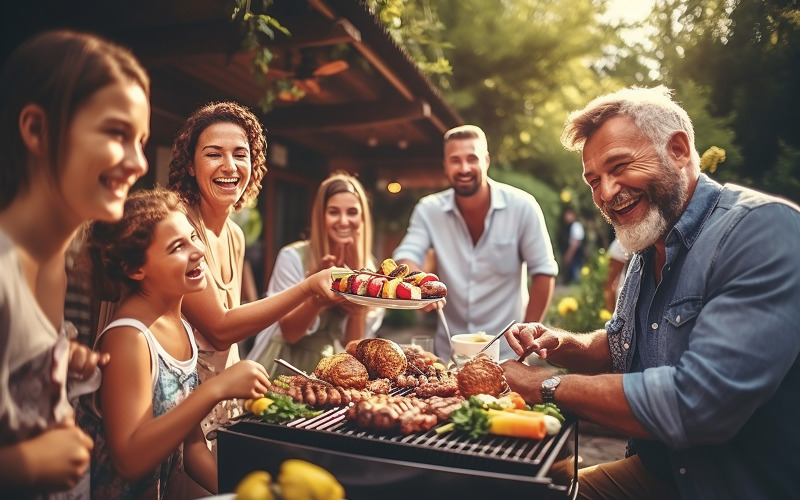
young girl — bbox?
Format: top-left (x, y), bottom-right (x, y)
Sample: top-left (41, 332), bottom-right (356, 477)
top-left (79, 187), bottom-right (270, 498)
top-left (0, 30), bottom-right (150, 498)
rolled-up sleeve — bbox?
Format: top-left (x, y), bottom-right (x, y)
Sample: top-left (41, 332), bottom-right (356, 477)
top-left (623, 204), bottom-right (800, 449)
top-left (393, 199), bottom-right (435, 266)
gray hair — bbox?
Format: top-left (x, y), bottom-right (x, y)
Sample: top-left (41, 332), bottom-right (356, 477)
top-left (561, 86), bottom-right (700, 169)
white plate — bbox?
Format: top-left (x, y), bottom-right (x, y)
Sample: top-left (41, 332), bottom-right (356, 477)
top-left (332, 290), bottom-right (443, 310)
top-left (195, 494), bottom-right (235, 500)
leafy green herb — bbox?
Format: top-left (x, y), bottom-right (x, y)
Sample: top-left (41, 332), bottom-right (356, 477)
top-left (530, 402), bottom-right (565, 423)
top-left (259, 391), bottom-right (322, 424)
top-left (440, 396), bottom-right (492, 439)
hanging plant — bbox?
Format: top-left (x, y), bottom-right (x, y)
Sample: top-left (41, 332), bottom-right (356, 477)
top-left (231, 0), bottom-right (299, 112)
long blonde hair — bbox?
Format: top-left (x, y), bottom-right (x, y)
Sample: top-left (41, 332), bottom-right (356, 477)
top-left (307, 171), bottom-right (373, 271)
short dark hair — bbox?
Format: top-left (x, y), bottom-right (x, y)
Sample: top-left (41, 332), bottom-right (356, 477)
top-left (0, 29), bottom-right (150, 209)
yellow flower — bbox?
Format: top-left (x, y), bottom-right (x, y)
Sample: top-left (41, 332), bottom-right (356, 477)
top-left (700, 146), bottom-right (726, 173)
top-left (560, 190), bottom-right (572, 203)
top-left (599, 309), bottom-right (612, 321)
top-left (581, 266), bottom-right (590, 276)
top-left (558, 297), bottom-right (579, 316)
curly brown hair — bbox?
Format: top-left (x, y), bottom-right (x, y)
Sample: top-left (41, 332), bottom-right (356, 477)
top-left (167, 101), bottom-right (267, 211)
top-left (85, 187), bottom-right (186, 302)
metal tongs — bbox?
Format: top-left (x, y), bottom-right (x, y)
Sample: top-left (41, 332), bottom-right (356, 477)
top-left (476, 320), bottom-right (517, 356)
top-left (274, 358), bottom-right (336, 389)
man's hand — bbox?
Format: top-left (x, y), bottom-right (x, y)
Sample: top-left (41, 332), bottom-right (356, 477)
top-left (505, 322), bottom-right (561, 360)
top-left (421, 297), bottom-right (446, 313)
top-left (500, 359), bottom-right (559, 404)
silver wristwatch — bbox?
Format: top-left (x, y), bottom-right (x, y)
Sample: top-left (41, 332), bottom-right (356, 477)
top-left (541, 375), bottom-right (562, 404)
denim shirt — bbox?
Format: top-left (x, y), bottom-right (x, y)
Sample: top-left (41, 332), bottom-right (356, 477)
top-left (606, 174), bottom-right (800, 499)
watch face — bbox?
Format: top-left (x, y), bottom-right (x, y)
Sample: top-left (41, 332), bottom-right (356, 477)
top-left (543, 377), bottom-right (560, 390)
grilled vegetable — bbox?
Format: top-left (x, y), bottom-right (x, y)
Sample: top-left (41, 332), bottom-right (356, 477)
top-left (278, 459), bottom-right (345, 500)
top-left (436, 395), bottom-right (563, 439)
top-left (486, 409), bottom-right (546, 440)
top-left (234, 470), bottom-right (273, 500)
top-left (530, 402), bottom-right (566, 423)
top-left (257, 391), bottom-right (321, 424)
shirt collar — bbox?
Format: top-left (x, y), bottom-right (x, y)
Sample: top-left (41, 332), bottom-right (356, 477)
top-left (442, 177), bottom-right (507, 212)
top-left (669, 173), bottom-right (723, 249)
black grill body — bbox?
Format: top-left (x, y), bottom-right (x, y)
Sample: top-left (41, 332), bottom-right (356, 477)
top-left (217, 407), bottom-right (578, 499)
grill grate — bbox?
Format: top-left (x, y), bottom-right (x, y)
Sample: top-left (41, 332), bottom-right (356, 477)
top-left (238, 390), bottom-right (559, 474)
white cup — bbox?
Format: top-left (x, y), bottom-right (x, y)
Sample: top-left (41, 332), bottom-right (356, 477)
top-left (451, 332), bottom-right (499, 366)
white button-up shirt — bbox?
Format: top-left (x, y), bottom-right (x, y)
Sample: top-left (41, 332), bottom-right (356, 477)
top-left (393, 179), bottom-right (558, 360)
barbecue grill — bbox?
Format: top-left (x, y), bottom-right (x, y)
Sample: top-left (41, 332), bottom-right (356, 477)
top-left (217, 394), bottom-right (578, 499)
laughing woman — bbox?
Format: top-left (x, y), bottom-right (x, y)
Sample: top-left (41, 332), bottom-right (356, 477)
top-left (166, 101), bottom-right (340, 440)
top-left (249, 171), bottom-right (384, 378)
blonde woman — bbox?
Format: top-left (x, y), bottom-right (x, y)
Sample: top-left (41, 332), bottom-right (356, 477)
top-left (249, 171), bottom-right (384, 377)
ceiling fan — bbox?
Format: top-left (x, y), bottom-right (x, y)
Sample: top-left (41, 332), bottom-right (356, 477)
top-left (277, 47), bottom-right (349, 102)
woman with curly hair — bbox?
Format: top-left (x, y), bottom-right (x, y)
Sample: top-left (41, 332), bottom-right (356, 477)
top-left (249, 171), bottom-right (385, 378)
top-left (167, 101), bottom-right (339, 442)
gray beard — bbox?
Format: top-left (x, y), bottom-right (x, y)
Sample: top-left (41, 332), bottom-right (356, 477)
top-left (613, 206), bottom-right (669, 253)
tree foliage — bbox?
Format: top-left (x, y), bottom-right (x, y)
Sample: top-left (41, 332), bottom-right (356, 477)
top-left (372, 0), bottom-right (659, 251)
top-left (652, 0), bottom-right (800, 201)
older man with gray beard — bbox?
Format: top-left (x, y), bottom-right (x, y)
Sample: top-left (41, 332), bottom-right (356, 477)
top-left (502, 86), bottom-right (800, 500)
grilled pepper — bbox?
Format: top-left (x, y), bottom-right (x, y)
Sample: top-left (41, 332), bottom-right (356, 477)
top-left (486, 409), bottom-right (547, 440)
top-left (277, 459), bottom-right (345, 500)
top-left (234, 470), bottom-right (273, 500)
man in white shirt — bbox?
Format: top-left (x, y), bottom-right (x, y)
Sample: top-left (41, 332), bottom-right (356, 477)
top-left (393, 125), bottom-right (558, 360)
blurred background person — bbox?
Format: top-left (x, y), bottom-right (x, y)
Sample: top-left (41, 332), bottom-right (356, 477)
top-left (249, 171), bottom-right (384, 378)
top-left (561, 207), bottom-right (585, 285)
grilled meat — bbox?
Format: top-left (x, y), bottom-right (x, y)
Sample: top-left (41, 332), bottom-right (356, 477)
top-left (354, 338), bottom-right (408, 380)
top-left (457, 353), bottom-right (508, 397)
top-left (313, 352), bottom-right (369, 389)
top-left (270, 375), bottom-right (372, 409)
top-left (345, 394), bottom-right (463, 434)
top-left (365, 378), bottom-right (391, 394)
top-left (413, 372), bottom-right (459, 398)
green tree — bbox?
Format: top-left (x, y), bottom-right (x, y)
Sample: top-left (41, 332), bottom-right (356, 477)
top-left (653, 0), bottom-right (800, 201)
top-left (373, 0), bottom-right (665, 255)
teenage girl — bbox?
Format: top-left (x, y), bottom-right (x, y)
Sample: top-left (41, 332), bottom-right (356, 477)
top-left (0, 29), bottom-right (150, 498)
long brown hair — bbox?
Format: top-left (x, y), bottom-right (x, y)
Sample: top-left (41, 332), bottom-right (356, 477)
top-left (0, 29), bottom-right (150, 209)
top-left (307, 171), bottom-right (373, 271)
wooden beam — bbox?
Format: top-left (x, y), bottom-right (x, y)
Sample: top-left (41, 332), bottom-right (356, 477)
top-left (272, 18), bottom-right (361, 48)
top-left (115, 17), bottom-right (359, 67)
top-left (264, 99), bottom-right (431, 132)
